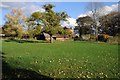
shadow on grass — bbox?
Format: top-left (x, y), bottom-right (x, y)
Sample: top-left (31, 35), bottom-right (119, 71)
top-left (0, 51), bottom-right (5, 59)
top-left (4, 40), bottom-right (48, 43)
top-left (1, 52), bottom-right (53, 80)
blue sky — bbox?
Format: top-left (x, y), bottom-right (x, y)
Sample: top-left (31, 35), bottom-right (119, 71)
top-left (52, 2), bottom-right (118, 18)
top-left (0, 2), bottom-right (119, 28)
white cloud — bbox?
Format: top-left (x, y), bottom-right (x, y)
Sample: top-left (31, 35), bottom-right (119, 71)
top-left (2, 2), bottom-right (26, 8)
top-left (78, 4), bottom-right (118, 18)
top-left (61, 18), bottom-right (77, 29)
top-left (21, 4), bottom-right (45, 15)
top-left (1, 2), bottom-right (45, 15)
top-left (78, 14), bottom-right (87, 17)
top-left (1, 2), bottom-right (78, 29)
top-left (97, 4), bottom-right (118, 16)
top-left (0, 2), bottom-right (10, 8)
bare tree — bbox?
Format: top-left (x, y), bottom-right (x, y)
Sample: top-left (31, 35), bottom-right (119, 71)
top-left (86, 1), bottom-right (104, 41)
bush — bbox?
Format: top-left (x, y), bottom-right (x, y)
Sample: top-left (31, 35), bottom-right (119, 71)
top-left (89, 35), bottom-right (96, 42)
top-left (82, 34), bottom-right (90, 41)
top-left (97, 34), bottom-right (109, 42)
top-left (8, 37), bottom-right (15, 40)
top-left (108, 36), bottom-right (119, 44)
top-left (74, 36), bottom-right (84, 41)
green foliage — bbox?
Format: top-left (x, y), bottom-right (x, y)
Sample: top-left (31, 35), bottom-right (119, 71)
top-left (33, 25), bottom-right (42, 36)
top-left (26, 12), bottom-right (42, 38)
top-left (63, 27), bottom-right (73, 37)
top-left (31, 12), bottom-right (41, 20)
top-left (57, 27), bottom-right (65, 35)
top-left (43, 4), bottom-right (55, 12)
top-left (42, 4), bottom-right (61, 36)
top-left (39, 4), bottom-right (68, 42)
top-left (26, 4), bottom-right (68, 42)
top-left (76, 16), bottom-right (94, 36)
top-left (99, 12), bottom-right (120, 36)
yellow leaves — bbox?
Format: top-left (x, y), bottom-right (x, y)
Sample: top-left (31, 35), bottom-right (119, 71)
top-left (11, 31), bottom-right (16, 36)
top-left (4, 8), bottom-right (25, 38)
top-left (20, 56), bottom-right (118, 78)
top-left (23, 15), bottom-right (27, 21)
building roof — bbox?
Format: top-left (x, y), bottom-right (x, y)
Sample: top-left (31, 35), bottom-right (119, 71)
top-left (43, 33), bottom-right (50, 38)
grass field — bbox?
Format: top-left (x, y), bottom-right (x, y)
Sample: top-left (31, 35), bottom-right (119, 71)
top-left (1, 40), bottom-right (120, 79)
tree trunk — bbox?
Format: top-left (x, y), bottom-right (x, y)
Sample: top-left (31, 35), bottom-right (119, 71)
top-left (79, 27), bottom-right (82, 39)
top-left (96, 26), bottom-right (98, 42)
top-left (50, 35), bottom-right (52, 43)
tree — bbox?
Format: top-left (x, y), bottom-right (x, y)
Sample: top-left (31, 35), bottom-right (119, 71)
top-left (57, 27), bottom-right (73, 38)
top-left (26, 12), bottom-right (42, 39)
top-left (3, 9), bottom-right (26, 39)
top-left (99, 12), bottom-right (120, 36)
top-left (41, 4), bottom-right (68, 43)
top-left (26, 4), bottom-right (68, 42)
top-left (75, 16), bottom-right (94, 38)
top-left (86, 2), bottom-right (103, 40)
top-left (63, 27), bottom-right (73, 38)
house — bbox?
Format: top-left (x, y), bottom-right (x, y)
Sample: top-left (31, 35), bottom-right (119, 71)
top-left (52, 34), bottom-right (69, 41)
top-left (36, 33), bottom-right (71, 41)
top-left (0, 27), bottom-right (5, 39)
top-left (36, 27), bottom-right (74, 41)
top-left (36, 33), bottom-right (51, 41)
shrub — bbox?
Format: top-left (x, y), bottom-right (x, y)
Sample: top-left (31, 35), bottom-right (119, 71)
top-left (74, 36), bottom-right (84, 41)
top-left (97, 34), bottom-right (109, 42)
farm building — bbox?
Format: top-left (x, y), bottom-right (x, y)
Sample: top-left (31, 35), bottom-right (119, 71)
top-left (36, 33), bottom-right (50, 41)
top-left (36, 33), bottom-right (71, 41)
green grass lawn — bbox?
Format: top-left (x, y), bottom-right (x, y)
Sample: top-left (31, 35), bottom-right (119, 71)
top-left (1, 40), bottom-right (120, 79)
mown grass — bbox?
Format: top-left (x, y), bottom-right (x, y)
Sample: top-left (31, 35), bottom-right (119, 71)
top-left (1, 40), bottom-right (120, 78)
